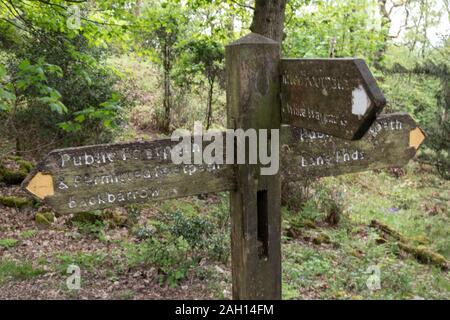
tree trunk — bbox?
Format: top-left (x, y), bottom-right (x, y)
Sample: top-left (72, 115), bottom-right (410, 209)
top-left (135, 0), bottom-right (142, 17)
top-left (250, 0), bottom-right (287, 43)
top-left (163, 67), bottom-right (171, 133)
top-left (162, 43), bottom-right (172, 133)
top-left (15, 136), bottom-right (22, 157)
top-left (227, 14), bottom-right (235, 39)
top-left (375, 0), bottom-right (392, 69)
top-left (206, 79), bottom-right (214, 130)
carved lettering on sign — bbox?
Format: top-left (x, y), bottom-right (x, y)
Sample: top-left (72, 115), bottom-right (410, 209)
top-left (22, 139), bottom-right (235, 214)
top-left (281, 113), bottom-right (425, 180)
top-left (282, 73), bottom-right (351, 91)
top-left (281, 59), bottom-right (386, 140)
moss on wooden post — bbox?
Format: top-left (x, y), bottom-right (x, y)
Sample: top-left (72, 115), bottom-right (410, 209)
top-left (226, 33), bottom-right (282, 300)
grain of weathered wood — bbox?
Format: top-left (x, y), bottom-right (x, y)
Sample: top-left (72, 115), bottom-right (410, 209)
top-left (226, 33), bottom-right (282, 300)
top-left (281, 113), bottom-right (425, 181)
top-left (281, 59), bottom-right (386, 140)
top-left (22, 136), bottom-right (235, 214)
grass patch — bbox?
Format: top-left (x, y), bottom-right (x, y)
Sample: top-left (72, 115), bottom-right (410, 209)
top-left (0, 260), bottom-right (44, 284)
top-left (20, 230), bottom-right (38, 239)
top-left (55, 251), bottom-right (108, 274)
top-left (0, 238), bottom-right (18, 249)
top-left (281, 163), bottom-right (449, 300)
top-left (120, 290), bottom-right (135, 300)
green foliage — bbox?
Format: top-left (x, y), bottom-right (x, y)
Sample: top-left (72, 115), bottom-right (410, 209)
top-left (35, 212), bottom-right (55, 226)
top-left (71, 210), bottom-right (106, 239)
top-left (281, 168), bottom-right (449, 299)
top-left (120, 196), bottom-right (231, 288)
top-left (381, 43), bottom-right (450, 179)
top-left (185, 0), bottom-right (252, 42)
top-left (56, 251), bottom-right (107, 275)
top-left (176, 37), bottom-right (224, 127)
top-left (0, 238), bottom-right (18, 249)
top-left (170, 209), bottom-right (214, 250)
top-left (0, 196), bottom-right (33, 208)
top-left (59, 92), bottom-right (123, 133)
top-left (159, 196), bottom-right (230, 262)
top-left (283, 0), bottom-right (385, 62)
top-left (20, 230), bottom-right (38, 239)
top-left (21, 33), bottom-right (124, 146)
top-left (0, 156), bottom-right (33, 185)
top-left (0, 1), bottom-right (129, 154)
top-left (177, 37), bottom-right (224, 87)
top-left (0, 260), bottom-right (44, 284)
top-left (135, 2), bottom-right (188, 132)
top-left (0, 58), bottom-right (65, 113)
top-left (73, 220), bottom-right (105, 239)
top-left (426, 120), bottom-right (450, 179)
top-left (133, 226), bottom-right (156, 240)
top-left (125, 237), bottom-right (193, 288)
top-left (286, 182), bottom-right (344, 225)
top-left (125, 205), bottom-right (142, 227)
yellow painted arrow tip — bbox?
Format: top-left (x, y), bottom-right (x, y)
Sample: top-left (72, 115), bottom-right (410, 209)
top-left (409, 127), bottom-right (426, 149)
top-left (26, 172), bottom-right (54, 200)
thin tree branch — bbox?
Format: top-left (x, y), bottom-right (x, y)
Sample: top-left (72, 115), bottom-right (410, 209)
top-left (229, 0), bottom-right (254, 10)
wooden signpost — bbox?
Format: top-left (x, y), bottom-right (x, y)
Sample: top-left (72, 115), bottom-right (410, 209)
top-left (281, 59), bottom-right (386, 140)
top-left (226, 33), bottom-right (282, 300)
top-left (23, 137), bottom-right (234, 214)
top-left (22, 33), bottom-right (425, 301)
top-left (281, 113), bottom-right (426, 181)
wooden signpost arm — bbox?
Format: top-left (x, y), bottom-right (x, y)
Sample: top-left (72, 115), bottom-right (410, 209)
top-left (226, 33), bottom-right (282, 300)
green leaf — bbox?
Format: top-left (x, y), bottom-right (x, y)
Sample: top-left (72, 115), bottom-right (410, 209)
top-left (74, 114), bottom-right (86, 123)
top-left (0, 101), bottom-right (11, 112)
top-left (49, 102), bottom-right (68, 114)
top-left (44, 64), bottom-right (63, 77)
top-left (0, 87), bottom-right (16, 102)
top-left (0, 65), bottom-right (6, 79)
top-left (16, 80), bottom-right (28, 90)
top-left (58, 122), bottom-right (82, 133)
top-left (103, 119), bottom-right (113, 128)
top-left (49, 89), bottom-right (62, 100)
top-left (18, 59), bottom-right (31, 71)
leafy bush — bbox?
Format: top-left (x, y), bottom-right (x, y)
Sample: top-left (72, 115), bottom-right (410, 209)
top-left (165, 199), bottom-right (230, 263)
top-left (0, 30), bottom-right (126, 157)
top-left (170, 209), bottom-right (214, 250)
top-left (125, 237), bottom-right (192, 288)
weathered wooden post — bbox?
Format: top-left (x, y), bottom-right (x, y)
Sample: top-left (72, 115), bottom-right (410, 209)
top-left (226, 33), bottom-right (282, 300)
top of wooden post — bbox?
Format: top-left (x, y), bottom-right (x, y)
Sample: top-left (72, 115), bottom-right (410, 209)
top-left (227, 32), bottom-right (279, 47)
